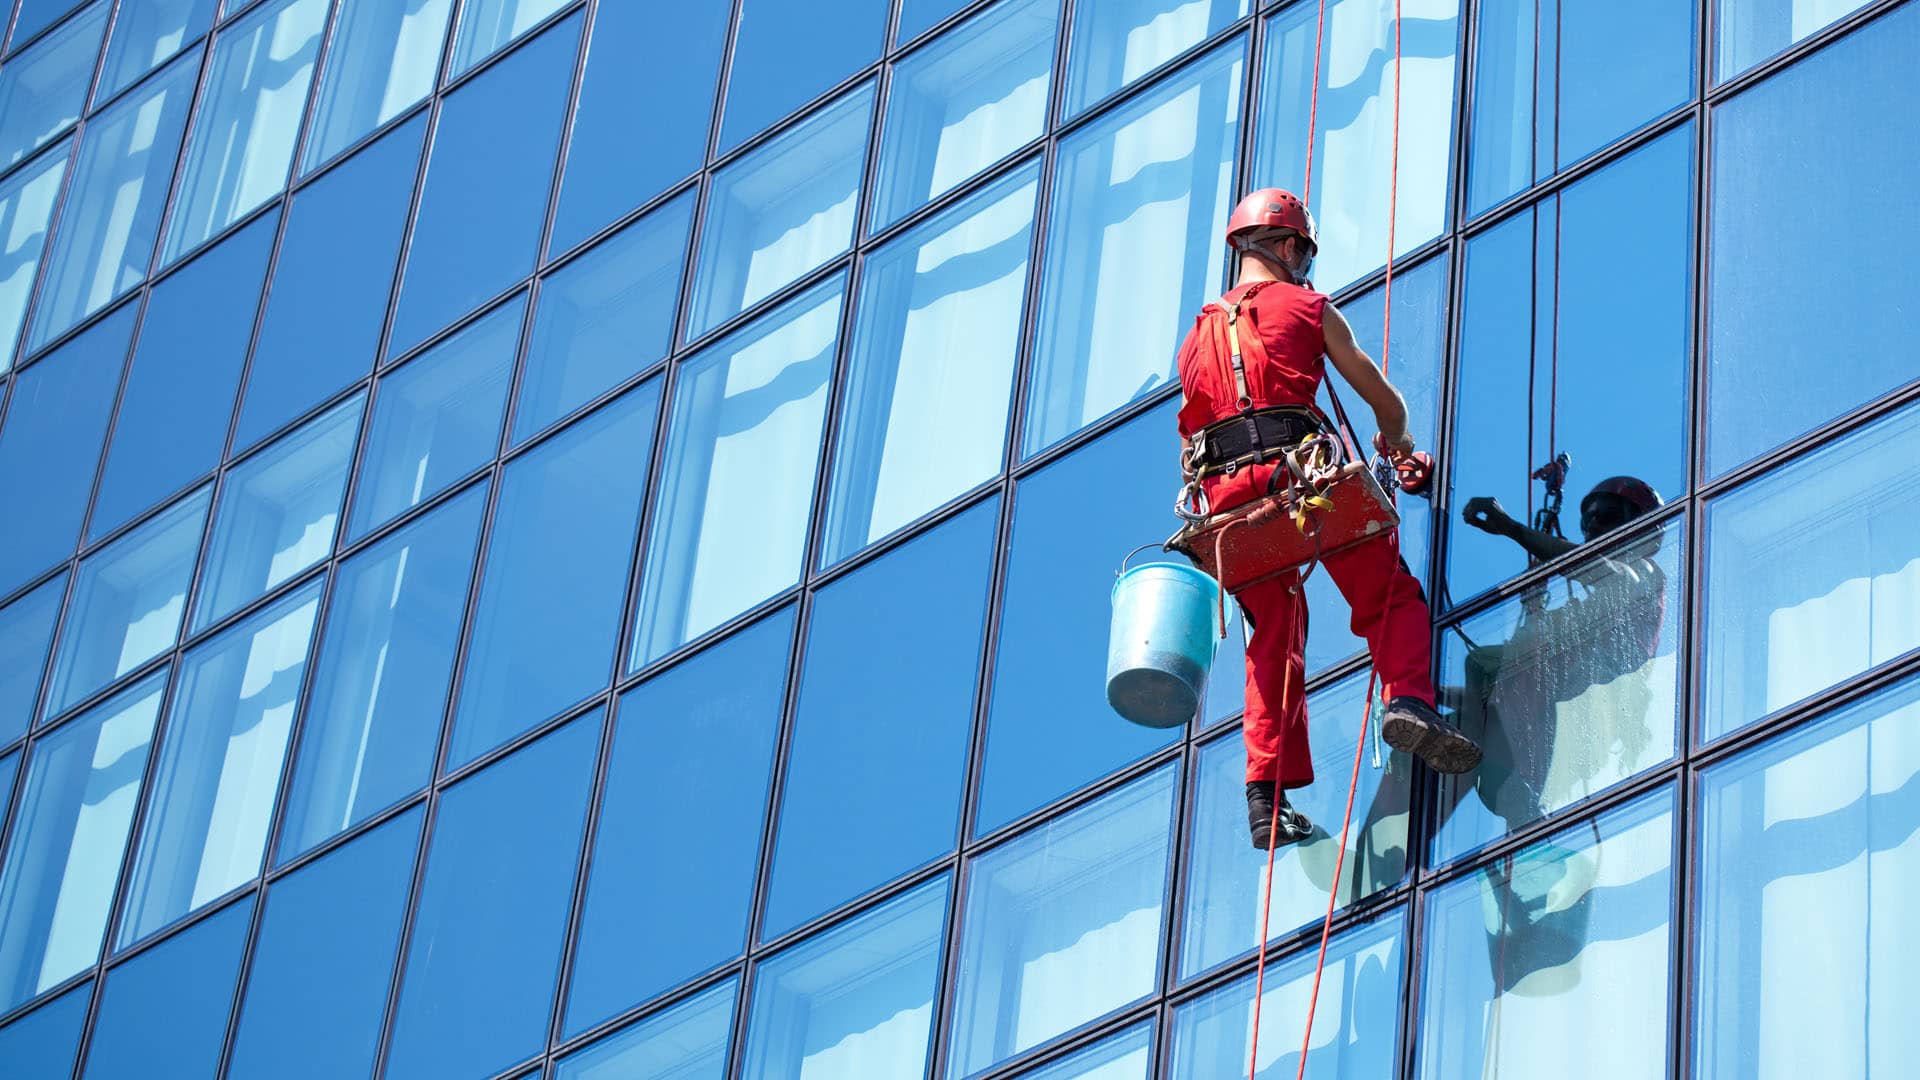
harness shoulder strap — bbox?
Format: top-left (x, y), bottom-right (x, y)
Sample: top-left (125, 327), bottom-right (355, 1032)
top-left (1216, 281), bottom-right (1278, 412)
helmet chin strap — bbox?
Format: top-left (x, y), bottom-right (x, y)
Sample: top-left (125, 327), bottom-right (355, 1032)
top-left (1236, 238), bottom-right (1313, 286)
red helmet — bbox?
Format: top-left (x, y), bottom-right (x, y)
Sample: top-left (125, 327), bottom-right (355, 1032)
top-left (1224, 188), bottom-right (1317, 252)
top-left (1582, 476), bottom-right (1662, 518)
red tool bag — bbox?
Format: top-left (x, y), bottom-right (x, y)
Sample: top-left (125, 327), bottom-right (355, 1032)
top-left (1166, 432), bottom-right (1403, 594)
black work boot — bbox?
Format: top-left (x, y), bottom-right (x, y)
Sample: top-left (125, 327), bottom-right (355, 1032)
top-left (1246, 781), bottom-right (1313, 851)
top-left (1381, 696), bottom-right (1483, 774)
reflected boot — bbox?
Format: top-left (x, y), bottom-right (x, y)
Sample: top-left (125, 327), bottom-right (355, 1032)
top-left (1381, 696), bottom-right (1483, 775)
top-left (1246, 780), bottom-right (1313, 851)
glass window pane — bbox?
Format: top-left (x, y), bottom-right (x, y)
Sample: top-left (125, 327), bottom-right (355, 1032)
top-left (160, 0), bottom-right (326, 264)
top-left (548, 2), bottom-right (727, 256)
top-left (743, 874), bottom-right (950, 1079)
top-left (41, 488), bottom-right (208, 721)
top-left (1448, 125), bottom-right (1693, 603)
top-left (515, 193), bottom-right (693, 445)
top-left (1703, 399), bottom-right (1920, 742)
top-left (0, 1), bottom-right (106, 167)
top-left (234, 113), bottom-right (423, 452)
top-left (566, 608), bottom-right (794, 1037)
top-left (1023, 38), bottom-right (1242, 456)
top-left (0, 981), bottom-right (90, 1079)
top-left (766, 501), bottom-right (995, 938)
top-left (1468, 0), bottom-right (1693, 216)
top-left (1707, 2), bottom-right (1916, 475)
top-left (1298, 255), bottom-right (1446, 671)
top-left (688, 85), bottom-right (872, 341)
top-left (386, 714), bottom-right (598, 1080)
top-left (632, 276), bottom-right (841, 666)
top-left (1063, 0), bottom-right (1245, 117)
top-left (825, 165), bottom-right (1035, 563)
top-left (947, 765), bottom-right (1177, 1076)
top-left (898, 0), bottom-right (972, 45)
top-left (0, 143), bottom-right (68, 371)
top-left (871, 0), bottom-right (1055, 230)
top-left (1015, 1021), bottom-right (1153, 1080)
top-left (388, 13), bottom-right (578, 357)
top-left (95, 0), bottom-right (217, 104)
top-left (979, 402), bottom-right (1196, 834)
top-left (1434, 519), bottom-right (1684, 864)
top-left (1415, 788), bottom-right (1675, 1080)
top-left (1180, 672), bottom-right (1411, 980)
top-left (0, 672), bottom-right (163, 1012)
top-left (347, 297), bottom-right (517, 539)
top-left (80, 894), bottom-right (253, 1080)
top-left (190, 396), bottom-right (361, 634)
top-left (11, 1), bottom-right (87, 47)
top-left (0, 571), bottom-right (65, 743)
top-left (451, 381), bottom-right (658, 767)
top-left (1718, 0), bottom-right (1872, 80)
top-left (1253, 0), bottom-right (1459, 293)
top-left (117, 580), bottom-right (323, 946)
top-left (554, 977), bottom-right (738, 1080)
top-left (278, 483), bottom-right (486, 862)
top-left (1696, 674), bottom-right (1920, 1078)
top-left (91, 210), bottom-right (278, 541)
top-left (717, 0), bottom-right (888, 153)
top-left (449, 0), bottom-right (568, 75)
top-left (1171, 913), bottom-right (1404, 1079)
top-left (26, 47), bottom-right (197, 352)
top-left (227, 807), bottom-right (422, 1080)
top-left (301, 0), bottom-right (454, 172)
top-left (0, 302), bottom-right (133, 596)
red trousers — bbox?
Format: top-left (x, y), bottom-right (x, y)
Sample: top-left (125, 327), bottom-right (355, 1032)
top-left (1203, 464), bottom-right (1437, 789)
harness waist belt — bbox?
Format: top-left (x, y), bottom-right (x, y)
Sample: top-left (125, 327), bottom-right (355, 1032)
top-left (1189, 408), bottom-right (1324, 472)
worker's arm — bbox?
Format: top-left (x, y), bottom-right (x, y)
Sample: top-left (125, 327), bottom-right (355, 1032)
top-left (1461, 496), bottom-right (1580, 562)
top-left (1321, 301), bottom-right (1411, 451)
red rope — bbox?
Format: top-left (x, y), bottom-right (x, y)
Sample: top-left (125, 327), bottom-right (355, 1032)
top-left (1301, 0), bottom-right (1329, 207)
top-left (1247, 1), bottom-right (1405, 1076)
top-left (1246, 588), bottom-right (1305, 1078)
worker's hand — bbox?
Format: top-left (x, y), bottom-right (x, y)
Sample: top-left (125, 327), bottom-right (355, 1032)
top-left (1373, 431), bottom-right (1416, 459)
top-left (1462, 496), bottom-right (1518, 536)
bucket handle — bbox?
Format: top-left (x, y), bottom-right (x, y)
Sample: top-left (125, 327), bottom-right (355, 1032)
top-left (1117, 542), bottom-right (1169, 577)
top-left (1118, 542), bottom-right (1227, 641)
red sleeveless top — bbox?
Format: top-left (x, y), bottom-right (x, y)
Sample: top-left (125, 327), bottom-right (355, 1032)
top-left (1175, 280), bottom-right (1328, 438)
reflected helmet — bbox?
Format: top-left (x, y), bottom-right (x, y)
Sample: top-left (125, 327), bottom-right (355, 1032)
top-left (1224, 188), bottom-right (1317, 253)
top-left (1581, 476), bottom-right (1662, 518)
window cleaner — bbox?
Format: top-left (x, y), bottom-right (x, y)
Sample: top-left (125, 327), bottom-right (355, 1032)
top-left (1166, 188), bottom-right (1483, 852)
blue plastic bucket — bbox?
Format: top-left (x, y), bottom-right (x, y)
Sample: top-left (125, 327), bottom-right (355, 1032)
top-left (1107, 555), bottom-right (1222, 729)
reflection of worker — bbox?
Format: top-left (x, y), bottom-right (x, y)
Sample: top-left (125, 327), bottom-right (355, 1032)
top-left (1460, 475), bottom-right (1657, 566)
top-left (1176, 188), bottom-right (1481, 851)
top-left (1452, 478), bottom-right (1667, 832)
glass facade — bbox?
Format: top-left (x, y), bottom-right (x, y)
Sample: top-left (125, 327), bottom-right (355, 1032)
top-left (0, 0), bottom-right (1911, 1076)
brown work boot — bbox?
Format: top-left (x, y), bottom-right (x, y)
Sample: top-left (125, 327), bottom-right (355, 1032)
top-left (1381, 697), bottom-right (1482, 774)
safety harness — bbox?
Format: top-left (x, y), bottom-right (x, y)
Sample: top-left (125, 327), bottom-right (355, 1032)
top-left (1169, 282), bottom-right (1402, 598)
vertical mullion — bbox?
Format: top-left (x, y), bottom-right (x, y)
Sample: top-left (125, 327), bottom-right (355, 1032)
top-left (359, 2), bottom-right (501, 1075)
top-left (197, 5), bottom-right (427, 1060)
top-left (726, 4), bottom-right (902, 1073)
top-left (927, 0), bottom-right (1078, 1071)
top-left (63, 660), bottom-right (193, 1078)
top-left (208, 553), bottom-right (342, 1080)
top-left (1672, 4), bottom-right (1714, 1075)
top-left (1409, 0), bottom-right (1475, 1077)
